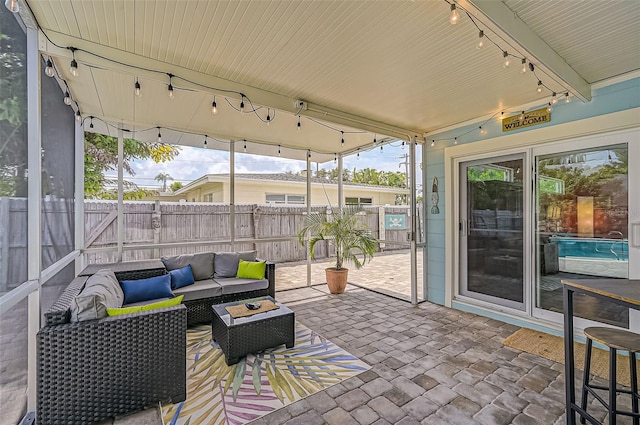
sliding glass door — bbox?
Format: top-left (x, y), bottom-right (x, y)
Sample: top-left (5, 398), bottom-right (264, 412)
top-left (459, 154), bottom-right (526, 310)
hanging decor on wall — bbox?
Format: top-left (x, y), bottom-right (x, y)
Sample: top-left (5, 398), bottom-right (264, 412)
top-left (431, 177), bottom-right (440, 214)
top-left (502, 107), bottom-right (550, 132)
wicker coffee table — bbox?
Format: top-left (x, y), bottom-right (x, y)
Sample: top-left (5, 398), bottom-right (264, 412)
top-left (211, 296), bottom-right (295, 365)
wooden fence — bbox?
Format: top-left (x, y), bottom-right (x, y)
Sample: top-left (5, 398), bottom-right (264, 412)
top-left (82, 201), bottom-right (418, 265)
top-left (1, 199), bottom-right (420, 292)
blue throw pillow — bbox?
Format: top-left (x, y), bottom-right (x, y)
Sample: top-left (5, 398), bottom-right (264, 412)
top-left (120, 274), bottom-right (174, 305)
top-left (169, 265), bottom-right (195, 289)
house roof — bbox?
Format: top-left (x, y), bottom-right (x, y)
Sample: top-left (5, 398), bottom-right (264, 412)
top-left (176, 173), bottom-right (410, 195)
top-left (25, 0), bottom-right (640, 161)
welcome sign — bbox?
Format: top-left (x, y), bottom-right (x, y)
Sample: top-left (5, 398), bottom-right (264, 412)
top-left (502, 107), bottom-right (550, 132)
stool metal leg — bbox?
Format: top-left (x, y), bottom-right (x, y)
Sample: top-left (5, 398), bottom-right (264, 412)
top-left (631, 352), bottom-right (638, 425)
top-left (610, 348), bottom-right (617, 425)
top-left (581, 338), bottom-right (593, 425)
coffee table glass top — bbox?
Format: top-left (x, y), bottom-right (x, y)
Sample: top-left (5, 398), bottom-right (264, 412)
top-left (212, 296), bottom-right (293, 327)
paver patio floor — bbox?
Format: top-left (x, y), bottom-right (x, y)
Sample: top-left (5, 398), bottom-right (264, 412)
top-left (101, 284), bottom-right (636, 425)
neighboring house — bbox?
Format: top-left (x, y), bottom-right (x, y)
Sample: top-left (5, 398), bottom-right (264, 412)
top-left (148, 173), bottom-right (409, 206)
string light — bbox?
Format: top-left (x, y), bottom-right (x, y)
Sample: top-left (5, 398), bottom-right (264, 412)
top-left (307, 150), bottom-right (311, 159)
top-left (565, 93), bottom-right (571, 103)
top-left (203, 135), bottom-right (208, 148)
top-left (243, 140), bottom-right (247, 152)
top-left (69, 48), bottom-right (79, 77)
top-left (454, 137), bottom-right (458, 145)
top-left (380, 145), bottom-right (383, 153)
top-left (431, 139), bottom-right (435, 147)
top-left (157, 127), bottom-right (162, 143)
top-left (63, 91), bottom-right (72, 105)
top-left (5, 0), bottom-right (19, 13)
top-left (373, 135), bottom-right (377, 145)
top-left (546, 103), bottom-right (553, 113)
top-left (44, 58), bottom-right (55, 77)
top-left (211, 96), bottom-right (218, 115)
top-left (519, 111), bottom-right (525, 121)
top-left (476, 30), bottom-right (484, 49)
top-left (502, 51), bottom-right (510, 68)
top-left (334, 153), bottom-right (337, 163)
top-left (449, 3), bottom-right (460, 25)
top-left (500, 112), bottom-right (505, 120)
top-left (479, 126), bottom-right (486, 135)
top-left (536, 80), bottom-right (543, 93)
top-left (278, 145), bottom-right (281, 156)
top-left (167, 74), bottom-right (174, 99)
top-left (266, 109), bottom-right (271, 126)
top-left (551, 92), bottom-right (558, 104)
top-left (341, 131), bottom-right (345, 145)
top-left (521, 58), bottom-right (527, 74)
top-left (239, 96), bottom-right (245, 113)
top-left (134, 79), bottom-right (141, 97)
top-left (297, 115), bottom-right (301, 131)
top-left (89, 116), bottom-right (94, 129)
top-left (75, 110), bottom-right (81, 122)
top-left (357, 149), bottom-right (360, 159)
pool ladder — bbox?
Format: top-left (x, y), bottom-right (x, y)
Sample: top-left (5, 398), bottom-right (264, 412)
top-left (595, 231), bottom-right (626, 260)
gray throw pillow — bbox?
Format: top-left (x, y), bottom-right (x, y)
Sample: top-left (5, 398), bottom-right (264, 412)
top-left (214, 251), bottom-right (257, 278)
top-left (161, 252), bottom-right (215, 280)
top-left (70, 269), bottom-right (124, 322)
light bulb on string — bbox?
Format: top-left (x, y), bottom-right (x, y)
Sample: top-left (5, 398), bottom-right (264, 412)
top-left (479, 126), bottom-right (486, 135)
top-left (266, 109), bottom-right (271, 126)
top-left (157, 127), bottom-right (162, 143)
top-left (307, 150), bottom-right (311, 159)
top-left (449, 3), bottom-right (460, 25)
top-left (454, 137), bottom-right (458, 145)
top-left (211, 96), bottom-right (217, 115)
top-left (373, 135), bottom-right (377, 145)
top-left (44, 58), bottom-right (55, 77)
top-left (239, 96), bottom-right (245, 113)
top-left (476, 30), bottom-right (484, 49)
top-left (500, 111), bottom-right (505, 121)
top-left (297, 116), bottom-right (301, 131)
top-left (536, 80), bottom-right (543, 93)
top-left (357, 149), bottom-right (360, 160)
top-left (63, 91), bottom-right (72, 105)
top-left (75, 110), bottom-right (81, 122)
top-left (431, 140), bottom-right (435, 147)
top-left (565, 93), bottom-right (571, 103)
top-left (334, 153), bottom-right (337, 163)
top-left (69, 48), bottom-right (79, 77)
top-left (521, 58), bottom-right (527, 74)
top-left (519, 111), bottom-right (525, 121)
top-left (167, 75), bottom-right (174, 99)
top-left (203, 136), bottom-right (208, 149)
top-left (89, 116), bottom-right (94, 129)
top-left (546, 103), bottom-right (553, 113)
top-left (278, 145), bottom-right (281, 156)
top-left (243, 140), bottom-right (247, 153)
top-left (380, 145), bottom-right (383, 153)
top-left (551, 92), bottom-right (558, 104)
top-left (503, 51), bottom-right (510, 68)
top-left (341, 131), bottom-right (345, 146)
top-left (134, 79), bottom-right (141, 97)
top-left (5, 0), bottom-right (19, 13)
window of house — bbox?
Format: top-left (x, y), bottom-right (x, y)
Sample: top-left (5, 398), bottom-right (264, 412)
top-left (266, 194), bottom-right (305, 205)
top-left (345, 197), bottom-right (373, 206)
top-left (204, 193), bottom-right (213, 202)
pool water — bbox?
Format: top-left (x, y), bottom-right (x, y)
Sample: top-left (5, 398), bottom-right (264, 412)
top-left (549, 236), bottom-right (629, 261)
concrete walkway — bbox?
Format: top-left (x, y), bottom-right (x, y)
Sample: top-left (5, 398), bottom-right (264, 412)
top-left (100, 284), bottom-right (635, 425)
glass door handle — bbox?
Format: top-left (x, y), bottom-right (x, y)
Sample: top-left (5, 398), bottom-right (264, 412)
top-left (632, 222), bottom-right (640, 248)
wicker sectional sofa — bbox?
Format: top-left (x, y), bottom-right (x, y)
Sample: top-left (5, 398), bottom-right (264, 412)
top-left (36, 251), bottom-right (276, 424)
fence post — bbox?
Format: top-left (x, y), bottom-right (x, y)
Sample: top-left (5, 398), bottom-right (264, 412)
top-left (0, 197), bottom-right (10, 292)
top-left (378, 206), bottom-right (385, 251)
top-left (152, 200), bottom-right (161, 258)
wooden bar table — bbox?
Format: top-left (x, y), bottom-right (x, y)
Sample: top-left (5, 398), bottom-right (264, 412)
top-left (562, 278), bottom-right (640, 425)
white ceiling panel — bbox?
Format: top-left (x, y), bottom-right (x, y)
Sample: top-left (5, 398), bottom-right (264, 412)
top-left (27, 0), bottom-right (640, 157)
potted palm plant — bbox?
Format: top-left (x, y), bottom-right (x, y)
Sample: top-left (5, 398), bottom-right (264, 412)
top-left (297, 206), bottom-right (378, 294)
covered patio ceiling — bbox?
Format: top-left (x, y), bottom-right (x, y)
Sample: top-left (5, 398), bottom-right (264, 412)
top-left (26, 0), bottom-right (640, 161)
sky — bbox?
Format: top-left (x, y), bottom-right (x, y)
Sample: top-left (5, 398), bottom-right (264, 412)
top-left (114, 140), bottom-right (423, 191)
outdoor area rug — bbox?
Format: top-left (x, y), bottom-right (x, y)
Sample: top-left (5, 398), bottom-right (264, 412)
top-left (504, 327), bottom-right (639, 387)
top-left (161, 322), bottom-right (370, 425)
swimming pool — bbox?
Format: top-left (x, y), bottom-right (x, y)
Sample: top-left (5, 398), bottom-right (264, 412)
top-left (549, 236), bottom-right (628, 278)
top-left (549, 236), bottom-right (628, 261)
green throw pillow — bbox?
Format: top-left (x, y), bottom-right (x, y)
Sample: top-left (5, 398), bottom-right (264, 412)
top-left (106, 295), bottom-right (184, 316)
top-left (236, 259), bottom-right (266, 279)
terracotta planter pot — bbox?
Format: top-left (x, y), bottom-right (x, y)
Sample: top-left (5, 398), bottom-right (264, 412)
top-left (325, 267), bottom-right (349, 294)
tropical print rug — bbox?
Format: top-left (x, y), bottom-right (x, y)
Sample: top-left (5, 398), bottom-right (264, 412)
top-left (162, 322), bottom-right (370, 425)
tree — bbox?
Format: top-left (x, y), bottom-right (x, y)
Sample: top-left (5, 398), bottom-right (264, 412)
top-left (84, 132), bottom-right (180, 199)
top-left (155, 172), bottom-right (173, 192)
top-left (170, 181), bottom-right (183, 192)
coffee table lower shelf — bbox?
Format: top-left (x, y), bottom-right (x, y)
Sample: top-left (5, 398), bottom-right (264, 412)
top-left (211, 297), bottom-right (295, 366)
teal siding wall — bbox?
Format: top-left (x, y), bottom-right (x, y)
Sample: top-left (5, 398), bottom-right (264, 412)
top-left (425, 77), bottom-right (640, 305)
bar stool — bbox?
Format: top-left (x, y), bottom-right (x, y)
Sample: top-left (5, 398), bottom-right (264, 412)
top-left (580, 327), bottom-right (640, 425)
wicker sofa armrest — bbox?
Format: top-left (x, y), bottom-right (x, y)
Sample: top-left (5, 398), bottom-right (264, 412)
top-left (256, 259), bottom-right (276, 298)
top-left (115, 267), bottom-right (167, 282)
top-left (37, 305), bottom-right (187, 425)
